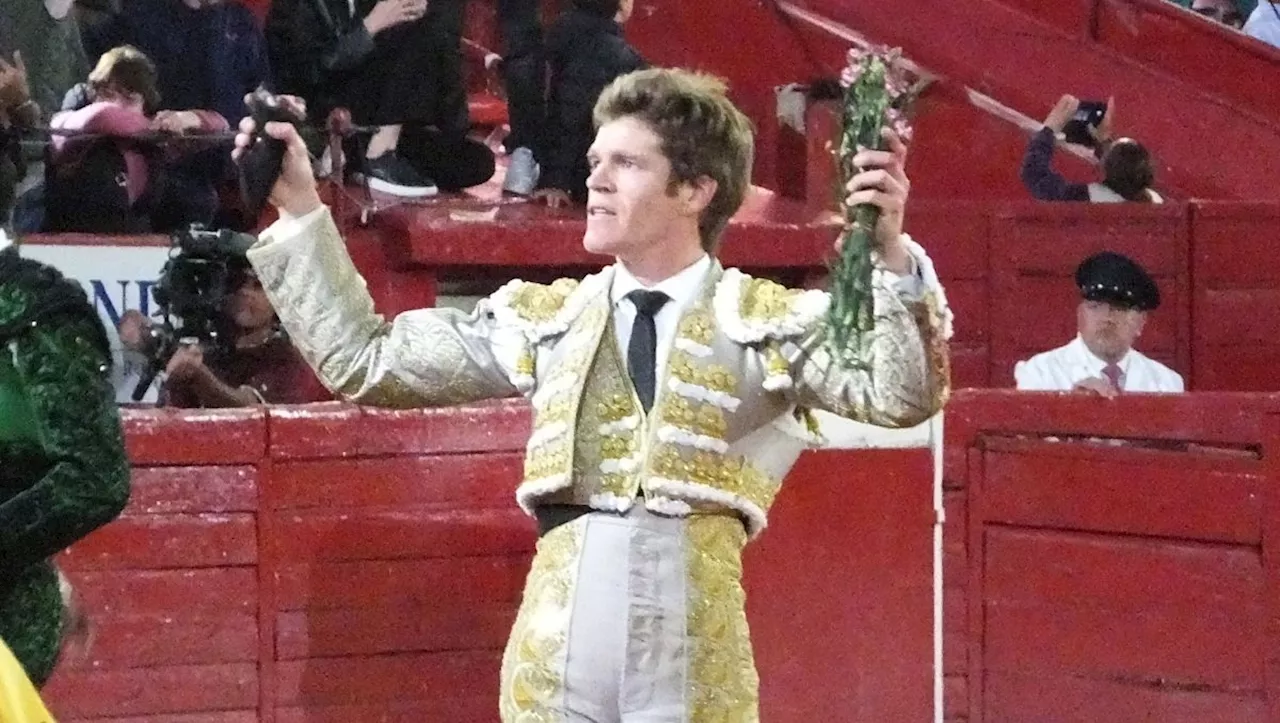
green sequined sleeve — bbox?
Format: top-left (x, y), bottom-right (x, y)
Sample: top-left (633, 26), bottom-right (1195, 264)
top-left (0, 318), bottom-right (130, 576)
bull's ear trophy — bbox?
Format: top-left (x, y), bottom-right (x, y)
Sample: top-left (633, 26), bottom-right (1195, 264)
top-left (827, 46), bottom-right (922, 369)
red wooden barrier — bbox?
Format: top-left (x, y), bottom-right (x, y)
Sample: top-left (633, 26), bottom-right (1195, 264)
top-left (1190, 201), bottom-right (1280, 391)
top-left (41, 402), bottom-right (934, 722)
top-left (34, 390), bottom-right (1280, 721)
top-left (945, 390), bottom-right (1280, 723)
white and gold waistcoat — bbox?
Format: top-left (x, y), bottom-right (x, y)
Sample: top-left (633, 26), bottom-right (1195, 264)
top-left (248, 208), bottom-right (951, 538)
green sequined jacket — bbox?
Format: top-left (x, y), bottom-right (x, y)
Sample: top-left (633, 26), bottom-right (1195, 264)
top-left (0, 245), bottom-right (130, 687)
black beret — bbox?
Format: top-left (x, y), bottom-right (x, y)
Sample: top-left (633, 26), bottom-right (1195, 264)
top-left (1075, 251), bottom-right (1160, 311)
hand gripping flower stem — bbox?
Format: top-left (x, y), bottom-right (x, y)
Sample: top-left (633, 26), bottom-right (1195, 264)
top-left (829, 50), bottom-right (890, 365)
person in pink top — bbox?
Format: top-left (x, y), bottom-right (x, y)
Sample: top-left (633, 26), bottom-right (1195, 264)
top-left (46, 45), bottom-right (229, 232)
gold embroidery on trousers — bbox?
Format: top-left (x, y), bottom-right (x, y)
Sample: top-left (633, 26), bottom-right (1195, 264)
top-left (685, 516), bottom-right (759, 722)
top-left (499, 522), bottom-right (584, 722)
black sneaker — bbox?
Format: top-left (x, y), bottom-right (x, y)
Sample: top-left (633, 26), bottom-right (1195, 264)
top-left (361, 152), bottom-right (439, 198)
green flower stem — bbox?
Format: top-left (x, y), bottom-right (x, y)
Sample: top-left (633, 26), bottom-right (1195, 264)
top-left (828, 55), bottom-right (891, 367)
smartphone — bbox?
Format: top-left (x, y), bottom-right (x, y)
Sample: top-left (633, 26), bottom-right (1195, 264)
top-left (1063, 100), bottom-right (1107, 147)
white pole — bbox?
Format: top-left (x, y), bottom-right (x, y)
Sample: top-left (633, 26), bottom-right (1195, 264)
top-left (931, 412), bottom-right (945, 723)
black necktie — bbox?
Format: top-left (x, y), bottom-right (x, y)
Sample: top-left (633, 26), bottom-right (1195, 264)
top-left (626, 289), bottom-right (670, 412)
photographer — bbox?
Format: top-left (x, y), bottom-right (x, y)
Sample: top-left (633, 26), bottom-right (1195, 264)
top-left (119, 260), bottom-right (329, 408)
top-left (1021, 94), bottom-right (1164, 204)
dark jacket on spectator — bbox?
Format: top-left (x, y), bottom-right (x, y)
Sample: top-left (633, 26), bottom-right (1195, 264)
top-left (539, 8), bottom-right (646, 199)
top-left (1019, 127), bottom-right (1091, 202)
top-left (84, 0), bottom-right (271, 128)
top-left (265, 0), bottom-right (378, 117)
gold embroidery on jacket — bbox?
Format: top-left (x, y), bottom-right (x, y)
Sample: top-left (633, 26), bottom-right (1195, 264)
top-left (508, 278), bottom-right (581, 324)
top-left (737, 277), bottom-right (797, 325)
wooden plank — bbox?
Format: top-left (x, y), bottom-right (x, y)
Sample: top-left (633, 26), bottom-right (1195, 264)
top-left (271, 453), bottom-right (523, 510)
top-left (944, 491), bottom-right (967, 588)
top-left (984, 449), bottom-right (1262, 543)
top-left (60, 515), bottom-right (257, 570)
top-left (267, 402), bottom-right (532, 460)
top-left (275, 701), bottom-right (497, 723)
top-left (1194, 344), bottom-right (1280, 392)
top-left (1198, 288), bottom-right (1280, 345)
top-left (1192, 202), bottom-right (1280, 286)
top-left (997, 0), bottom-right (1091, 36)
top-left (905, 201), bottom-right (990, 280)
top-left (58, 612), bottom-right (258, 669)
top-left (944, 279), bottom-right (988, 343)
top-left (984, 671), bottom-right (1266, 723)
top-left (984, 528), bottom-right (1265, 690)
top-left (944, 674), bottom-right (969, 721)
top-left (994, 204), bottom-right (1187, 274)
top-left (43, 663), bottom-right (258, 718)
top-left (273, 508), bottom-right (535, 562)
top-left (1263, 408), bottom-right (1280, 723)
top-left (60, 714), bottom-right (258, 723)
top-left (274, 556), bottom-right (530, 610)
top-left (126, 466), bottom-right (258, 515)
top-left (748, 450), bottom-right (933, 723)
top-left (276, 602), bottom-right (516, 659)
top-left (274, 651), bottom-right (501, 705)
top-left (949, 390), bottom-right (1273, 445)
top-left (944, 592), bottom-right (967, 676)
top-left (122, 408), bottom-right (265, 466)
top-left (951, 344), bottom-right (989, 389)
top-left (66, 568), bottom-right (258, 615)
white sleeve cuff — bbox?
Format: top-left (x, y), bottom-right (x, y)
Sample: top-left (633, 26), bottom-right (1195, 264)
top-left (256, 205), bottom-right (329, 248)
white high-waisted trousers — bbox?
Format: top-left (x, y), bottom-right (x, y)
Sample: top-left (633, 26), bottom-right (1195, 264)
top-left (499, 505), bottom-right (759, 722)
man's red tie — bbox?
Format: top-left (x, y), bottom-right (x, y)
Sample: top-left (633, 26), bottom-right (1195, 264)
top-left (1103, 362), bottom-right (1124, 391)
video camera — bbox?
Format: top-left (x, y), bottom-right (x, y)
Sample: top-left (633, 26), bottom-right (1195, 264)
top-left (130, 224), bottom-right (257, 401)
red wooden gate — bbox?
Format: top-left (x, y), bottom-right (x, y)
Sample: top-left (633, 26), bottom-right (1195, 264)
top-left (947, 391), bottom-right (1280, 723)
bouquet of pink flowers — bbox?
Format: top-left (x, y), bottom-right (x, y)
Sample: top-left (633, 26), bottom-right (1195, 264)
top-left (827, 46), bottom-right (918, 366)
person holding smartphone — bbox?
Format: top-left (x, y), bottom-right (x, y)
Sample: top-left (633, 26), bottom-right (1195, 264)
top-left (1020, 94), bottom-right (1164, 204)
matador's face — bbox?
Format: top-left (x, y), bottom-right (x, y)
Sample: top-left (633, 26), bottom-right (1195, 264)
top-left (582, 116), bottom-right (702, 265)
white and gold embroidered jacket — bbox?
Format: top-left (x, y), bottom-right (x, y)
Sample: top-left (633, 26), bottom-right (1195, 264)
top-left (248, 209), bottom-right (951, 538)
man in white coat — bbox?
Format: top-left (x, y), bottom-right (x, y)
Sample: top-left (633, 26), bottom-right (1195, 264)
top-left (1015, 251), bottom-right (1183, 396)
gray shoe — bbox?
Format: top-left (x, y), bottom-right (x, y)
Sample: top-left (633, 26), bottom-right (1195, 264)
top-left (502, 146), bottom-right (540, 196)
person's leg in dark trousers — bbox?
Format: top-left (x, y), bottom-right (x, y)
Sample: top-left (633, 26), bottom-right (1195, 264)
top-left (496, 0), bottom-right (545, 195)
top-left (392, 0), bottom-right (495, 191)
top-left (330, 12), bottom-right (445, 196)
top-left (398, 126), bottom-right (496, 192)
top-left (497, 0), bottom-right (545, 155)
top-left (426, 0), bottom-right (470, 137)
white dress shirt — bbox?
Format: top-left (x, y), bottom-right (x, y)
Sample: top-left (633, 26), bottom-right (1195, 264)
top-left (1245, 2), bottom-right (1280, 49)
top-left (1014, 336), bottom-right (1184, 392)
top-left (609, 255), bottom-right (713, 382)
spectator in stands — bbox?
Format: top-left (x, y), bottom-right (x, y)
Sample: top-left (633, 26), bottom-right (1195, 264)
top-left (82, 0), bottom-right (270, 131)
top-left (1190, 0), bottom-right (1246, 28)
top-left (0, 0), bottom-right (89, 122)
top-left (530, 0), bottom-right (645, 207)
top-left (45, 45), bottom-right (230, 233)
top-left (1021, 94), bottom-right (1164, 204)
top-left (266, 0), bottom-right (493, 196)
top-left (1245, 0), bottom-right (1280, 47)
top-left (494, 0), bottom-right (547, 196)
top-left (1016, 252), bottom-right (1183, 395)
top-left (118, 262), bottom-right (329, 407)
top-left (0, 52), bottom-right (40, 227)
